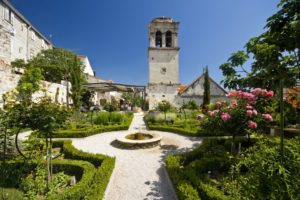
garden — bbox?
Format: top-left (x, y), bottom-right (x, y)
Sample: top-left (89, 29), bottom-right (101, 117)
top-left (0, 0), bottom-right (300, 199)
top-left (0, 49), bottom-right (132, 199)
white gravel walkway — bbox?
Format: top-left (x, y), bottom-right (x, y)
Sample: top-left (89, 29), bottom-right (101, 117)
top-left (71, 113), bottom-right (202, 200)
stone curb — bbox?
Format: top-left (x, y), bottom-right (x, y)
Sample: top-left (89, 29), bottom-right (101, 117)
top-left (161, 163), bottom-right (179, 200)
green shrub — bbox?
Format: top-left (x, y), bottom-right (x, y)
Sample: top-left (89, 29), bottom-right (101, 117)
top-left (225, 138), bottom-right (300, 200)
top-left (94, 112), bottom-right (110, 125)
top-left (47, 159), bottom-right (96, 200)
top-left (53, 140), bottom-right (115, 200)
top-left (0, 188), bottom-right (24, 200)
top-left (0, 161), bottom-right (34, 188)
top-left (166, 138), bottom-right (238, 200)
top-left (52, 124), bottom-right (129, 138)
top-left (198, 182), bottom-right (229, 200)
top-left (177, 182), bottom-right (200, 200)
top-left (94, 112), bottom-right (128, 125)
top-left (53, 112), bottom-right (133, 138)
top-left (187, 156), bottom-right (231, 174)
top-left (145, 112), bottom-right (177, 124)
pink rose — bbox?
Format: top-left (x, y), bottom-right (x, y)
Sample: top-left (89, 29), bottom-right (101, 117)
top-left (251, 88), bottom-right (262, 96)
top-left (263, 90), bottom-right (274, 97)
top-left (197, 114), bottom-right (205, 119)
top-left (252, 109), bottom-right (258, 116)
top-left (246, 110), bottom-right (253, 117)
top-left (249, 120), bottom-right (257, 129)
top-left (231, 100), bottom-right (238, 106)
top-left (215, 101), bottom-right (225, 107)
top-left (208, 110), bottom-right (219, 116)
top-left (246, 105), bottom-right (253, 110)
top-left (262, 114), bottom-right (273, 122)
top-left (221, 112), bottom-right (231, 121)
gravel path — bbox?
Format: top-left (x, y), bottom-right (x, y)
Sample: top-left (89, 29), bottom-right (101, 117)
top-left (69, 113), bottom-right (202, 200)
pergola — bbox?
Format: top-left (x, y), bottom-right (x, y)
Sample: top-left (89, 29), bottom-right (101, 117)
top-left (83, 82), bottom-right (146, 93)
top-left (83, 82), bottom-right (147, 109)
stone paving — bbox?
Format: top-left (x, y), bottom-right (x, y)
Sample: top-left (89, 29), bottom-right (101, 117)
top-left (71, 113), bottom-right (202, 200)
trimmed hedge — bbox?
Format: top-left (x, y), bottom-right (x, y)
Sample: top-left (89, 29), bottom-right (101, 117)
top-left (52, 113), bottom-right (133, 138)
top-left (53, 140), bottom-right (115, 200)
top-left (198, 182), bottom-right (229, 200)
top-left (148, 123), bottom-right (248, 137)
top-left (148, 124), bottom-right (199, 136)
top-left (166, 155), bottom-right (201, 199)
top-left (53, 124), bottom-right (131, 138)
top-left (165, 138), bottom-right (247, 200)
top-left (48, 159), bottom-right (96, 200)
top-left (1, 140), bottom-right (115, 200)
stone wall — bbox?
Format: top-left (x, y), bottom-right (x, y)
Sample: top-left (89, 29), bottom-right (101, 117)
top-left (147, 83), bottom-right (180, 109)
top-left (0, 69), bottom-right (69, 108)
top-left (148, 48), bottom-right (179, 84)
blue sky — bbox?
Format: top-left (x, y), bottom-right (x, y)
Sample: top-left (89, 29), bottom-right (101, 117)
top-left (10, 0), bottom-right (279, 86)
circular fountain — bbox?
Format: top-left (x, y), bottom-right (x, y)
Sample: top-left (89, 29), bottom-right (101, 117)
top-left (116, 131), bottom-right (162, 149)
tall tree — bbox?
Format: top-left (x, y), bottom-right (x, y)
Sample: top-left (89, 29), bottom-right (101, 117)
top-left (203, 66), bottom-right (210, 106)
top-left (220, 0), bottom-right (300, 92)
top-left (29, 48), bottom-right (86, 108)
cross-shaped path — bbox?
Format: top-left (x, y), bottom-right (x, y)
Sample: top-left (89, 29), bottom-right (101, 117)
top-left (71, 113), bottom-right (202, 200)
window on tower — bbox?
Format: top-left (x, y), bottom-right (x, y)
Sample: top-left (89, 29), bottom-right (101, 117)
top-left (155, 31), bottom-right (162, 48)
top-left (166, 31), bottom-right (172, 47)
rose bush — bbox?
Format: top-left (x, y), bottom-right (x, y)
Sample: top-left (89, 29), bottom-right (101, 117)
top-left (198, 88), bottom-right (275, 146)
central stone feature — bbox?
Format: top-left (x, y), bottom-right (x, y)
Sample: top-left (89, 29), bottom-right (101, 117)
top-left (125, 133), bottom-right (154, 140)
top-left (116, 131), bottom-right (162, 149)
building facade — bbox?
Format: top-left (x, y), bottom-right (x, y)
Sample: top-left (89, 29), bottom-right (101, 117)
top-left (0, 0), bottom-right (52, 69)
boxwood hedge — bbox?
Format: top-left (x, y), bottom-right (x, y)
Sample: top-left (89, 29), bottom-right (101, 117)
top-left (165, 138), bottom-right (236, 200)
top-left (53, 140), bottom-right (115, 200)
top-left (52, 114), bottom-right (133, 138)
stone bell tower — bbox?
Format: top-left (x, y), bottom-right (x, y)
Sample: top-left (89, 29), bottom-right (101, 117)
top-left (147, 17), bottom-right (180, 109)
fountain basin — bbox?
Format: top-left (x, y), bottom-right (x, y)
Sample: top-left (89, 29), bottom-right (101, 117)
top-left (116, 131), bottom-right (162, 148)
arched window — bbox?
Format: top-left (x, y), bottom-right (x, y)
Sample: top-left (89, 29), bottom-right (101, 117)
top-left (155, 31), bottom-right (162, 48)
top-left (166, 31), bottom-right (172, 47)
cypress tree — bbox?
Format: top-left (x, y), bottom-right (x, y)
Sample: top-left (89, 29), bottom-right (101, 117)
top-left (203, 66), bottom-right (210, 106)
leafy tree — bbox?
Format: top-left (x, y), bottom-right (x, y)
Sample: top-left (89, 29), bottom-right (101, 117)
top-left (29, 48), bottom-right (86, 108)
top-left (203, 66), bottom-right (211, 107)
top-left (157, 100), bottom-right (172, 122)
top-left (220, 0), bottom-right (300, 92)
top-left (11, 59), bottom-right (27, 69)
top-left (81, 89), bottom-right (95, 109)
top-left (122, 92), bottom-right (144, 108)
top-left (15, 66), bottom-right (44, 106)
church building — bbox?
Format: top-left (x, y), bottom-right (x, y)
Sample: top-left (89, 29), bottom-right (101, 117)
top-left (147, 17), bottom-right (227, 109)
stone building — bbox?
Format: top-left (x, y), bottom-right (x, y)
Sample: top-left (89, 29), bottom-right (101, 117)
top-left (0, 0), bottom-right (52, 68)
top-left (147, 17), bottom-right (227, 109)
top-left (177, 73), bottom-right (228, 105)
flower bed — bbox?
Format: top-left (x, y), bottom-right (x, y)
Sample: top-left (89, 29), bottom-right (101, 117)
top-left (52, 113), bottom-right (133, 138)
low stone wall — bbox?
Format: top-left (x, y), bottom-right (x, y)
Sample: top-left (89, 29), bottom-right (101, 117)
top-left (0, 68), bottom-right (69, 108)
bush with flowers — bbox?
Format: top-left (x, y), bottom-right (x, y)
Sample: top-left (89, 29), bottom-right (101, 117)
top-left (198, 88), bottom-right (275, 142)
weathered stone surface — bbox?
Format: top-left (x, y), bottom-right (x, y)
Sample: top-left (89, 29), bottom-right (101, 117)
top-left (0, 70), bottom-right (69, 108)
